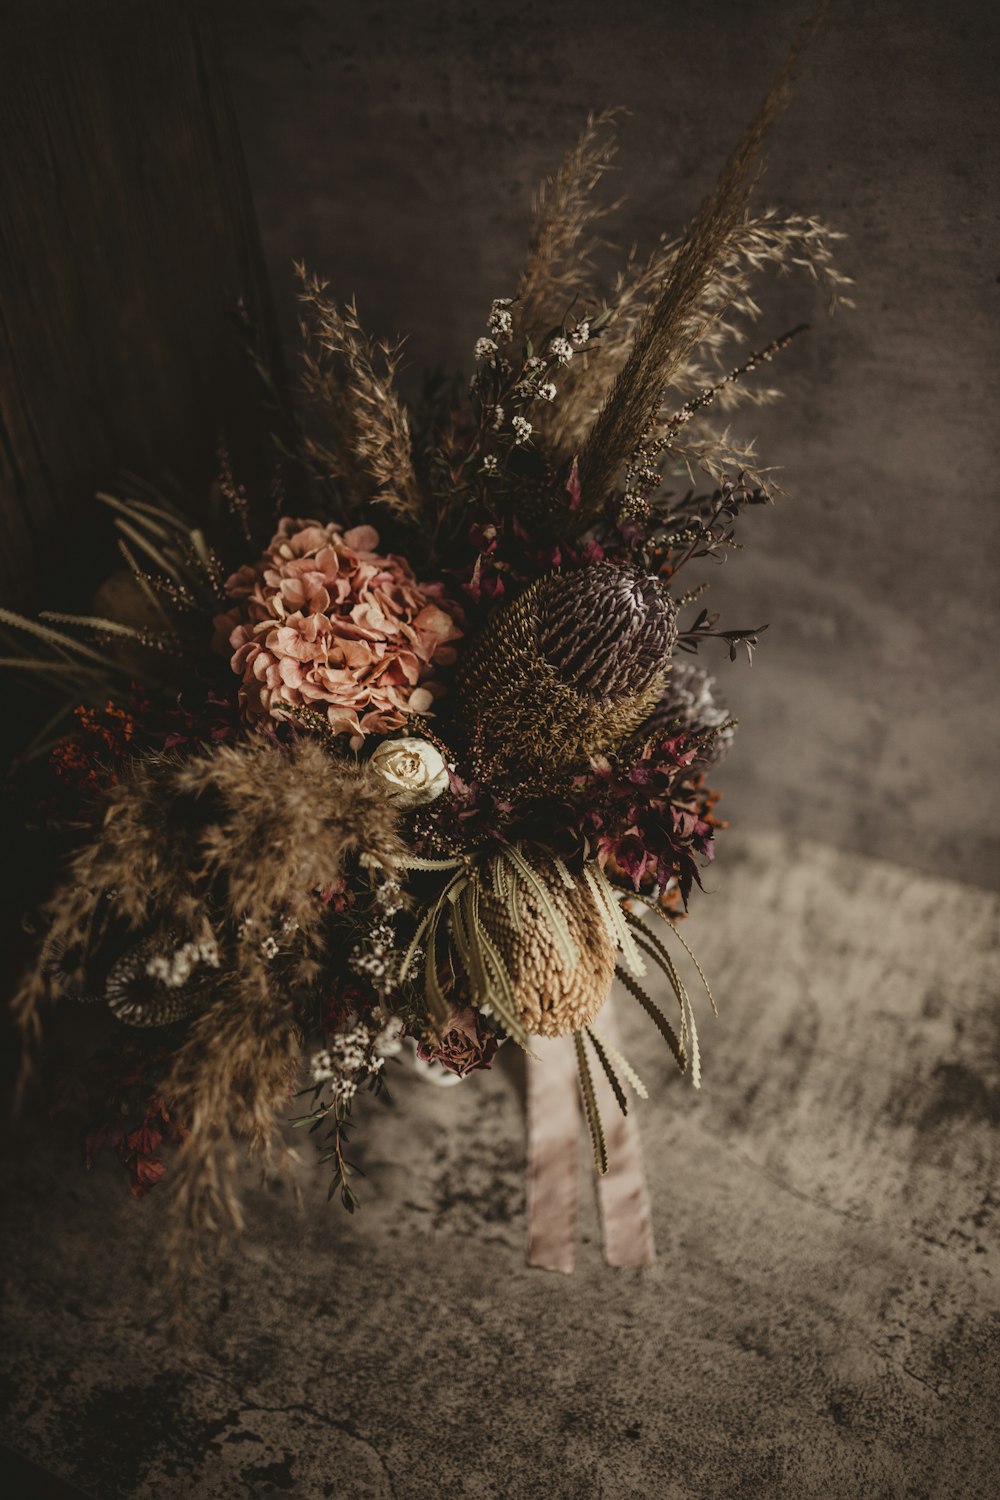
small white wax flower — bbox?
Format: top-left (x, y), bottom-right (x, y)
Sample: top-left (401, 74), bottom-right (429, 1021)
top-left (571, 320), bottom-right (590, 346)
top-left (369, 736), bottom-right (449, 808)
top-left (549, 336), bottom-right (574, 364)
top-left (481, 453), bottom-right (499, 474)
top-left (374, 1015), bottom-right (405, 1057)
top-left (512, 415), bottom-right (532, 444)
top-left (474, 337), bottom-right (498, 361)
top-left (538, 382), bottom-right (557, 401)
top-left (488, 298), bottom-right (514, 341)
top-left (491, 405), bottom-right (505, 429)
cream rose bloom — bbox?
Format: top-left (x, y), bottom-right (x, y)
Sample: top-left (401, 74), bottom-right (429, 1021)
top-left (369, 737), bottom-right (449, 808)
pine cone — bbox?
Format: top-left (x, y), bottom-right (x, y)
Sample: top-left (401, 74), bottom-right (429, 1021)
top-left (457, 564), bottom-right (677, 792)
top-left (635, 662), bottom-right (735, 768)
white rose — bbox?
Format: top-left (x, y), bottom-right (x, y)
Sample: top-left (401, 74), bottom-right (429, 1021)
top-left (369, 737), bottom-right (449, 808)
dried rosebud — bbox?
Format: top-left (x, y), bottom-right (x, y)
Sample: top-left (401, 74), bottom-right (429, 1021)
top-left (369, 737), bottom-right (449, 808)
top-left (417, 1007), bottom-right (498, 1076)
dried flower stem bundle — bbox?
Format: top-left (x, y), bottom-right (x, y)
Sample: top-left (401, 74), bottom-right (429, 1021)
top-left (4, 34), bottom-right (846, 1285)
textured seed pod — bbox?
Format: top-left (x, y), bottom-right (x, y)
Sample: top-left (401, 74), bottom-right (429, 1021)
top-left (634, 662), bottom-right (735, 768)
top-left (105, 933), bottom-right (213, 1027)
top-left (475, 857), bottom-right (616, 1037)
top-left (457, 564), bottom-right (676, 792)
top-left (536, 563), bottom-right (678, 698)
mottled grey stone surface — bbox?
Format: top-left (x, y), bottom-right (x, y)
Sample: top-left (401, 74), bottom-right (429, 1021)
top-left (210, 0), bottom-right (1000, 889)
top-left (2, 830), bottom-right (997, 1498)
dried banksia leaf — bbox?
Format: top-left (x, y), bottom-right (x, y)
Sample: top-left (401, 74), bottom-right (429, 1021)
top-left (457, 564), bottom-right (676, 792)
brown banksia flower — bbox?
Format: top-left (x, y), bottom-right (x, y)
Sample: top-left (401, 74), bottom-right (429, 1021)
top-left (462, 854), bottom-right (616, 1038)
top-left (457, 563), bottom-right (677, 793)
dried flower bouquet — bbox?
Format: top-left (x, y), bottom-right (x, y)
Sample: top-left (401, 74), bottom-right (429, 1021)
top-left (4, 55), bottom-right (849, 1271)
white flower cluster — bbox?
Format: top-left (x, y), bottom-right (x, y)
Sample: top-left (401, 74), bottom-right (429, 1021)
top-left (481, 453), bottom-right (499, 475)
top-left (145, 937), bottom-right (219, 989)
top-left (511, 415), bottom-right (533, 445)
top-left (571, 320), bottom-right (590, 346)
top-left (311, 1014), bottom-right (406, 1105)
top-left (488, 297), bottom-right (514, 342)
top-left (549, 336), bottom-right (574, 364)
top-left (474, 337), bottom-right (498, 362)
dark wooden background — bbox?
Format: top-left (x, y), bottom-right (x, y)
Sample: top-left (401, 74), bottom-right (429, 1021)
top-left (0, 0), bottom-right (284, 610)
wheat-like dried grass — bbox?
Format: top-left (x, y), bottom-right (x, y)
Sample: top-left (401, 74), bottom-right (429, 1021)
top-left (12, 735), bottom-right (406, 1298)
top-left (576, 57), bottom-right (797, 511)
top-left (296, 265), bottom-right (424, 524)
top-left (513, 108), bottom-right (622, 347)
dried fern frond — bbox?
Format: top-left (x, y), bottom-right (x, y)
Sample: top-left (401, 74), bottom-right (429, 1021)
top-left (576, 39), bottom-right (812, 513)
top-left (513, 107), bottom-right (622, 345)
top-left (296, 264), bottom-right (424, 524)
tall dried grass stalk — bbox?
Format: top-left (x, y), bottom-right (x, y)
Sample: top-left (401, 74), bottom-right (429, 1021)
top-left (576, 39), bottom-right (811, 512)
top-left (543, 212), bottom-right (851, 464)
top-left (513, 108), bottom-right (621, 346)
top-left (296, 265), bottom-right (424, 524)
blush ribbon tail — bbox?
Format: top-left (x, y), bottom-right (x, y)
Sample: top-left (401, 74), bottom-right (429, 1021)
top-left (525, 1000), bottom-right (655, 1272)
top-left (525, 1033), bottom-right (581, 1273)
top-left (592, 1001), bottom-right (655, 1268)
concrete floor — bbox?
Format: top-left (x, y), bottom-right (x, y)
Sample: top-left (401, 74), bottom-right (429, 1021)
top-left (1, 829), bottom-right (998, 1498)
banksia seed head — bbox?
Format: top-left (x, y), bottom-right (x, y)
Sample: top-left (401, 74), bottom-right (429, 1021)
top-left (537, 563), bottom-right (678, 698)
top-left (457, 564), bottom-right (677, 792)
top-left (635, 661), bottom-right (735, 768)
top-left (476, 857), bottom-right (616, 1037)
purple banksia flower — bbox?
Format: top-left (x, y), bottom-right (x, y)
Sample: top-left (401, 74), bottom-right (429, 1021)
top-left (537, 563), bottom-right (678, 699)
top-left (457, 563), bottom-right (678, 792)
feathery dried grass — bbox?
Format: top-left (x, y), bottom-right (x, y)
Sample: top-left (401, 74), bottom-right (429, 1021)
top-left (12, 734), bottom-right (406, 1286)
top-left (513, 108), bottom-right (622, 346)
top-left (544, 211), bottom-right (851, 464)
top-left (296, 264), bottom-right (424, 523)
top-left (576, 37), bottom-right (812, 512)
top-left (160, 968), bottom-right (302, 1292)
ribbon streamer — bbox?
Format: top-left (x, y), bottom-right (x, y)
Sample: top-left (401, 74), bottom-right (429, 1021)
top-left (526, 999), bottom-right (655, 1272)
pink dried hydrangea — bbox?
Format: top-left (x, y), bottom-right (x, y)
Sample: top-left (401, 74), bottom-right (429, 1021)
top-left (214, 518), bottom-right (463, 742)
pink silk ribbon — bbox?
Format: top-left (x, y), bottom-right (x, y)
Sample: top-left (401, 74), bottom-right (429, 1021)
top-left (526, 999), bottom-right (655, 1272)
